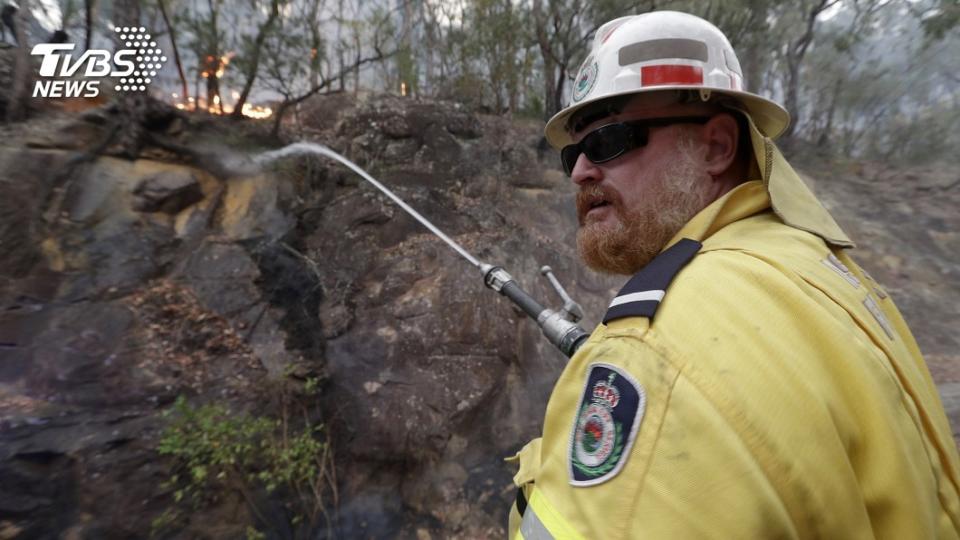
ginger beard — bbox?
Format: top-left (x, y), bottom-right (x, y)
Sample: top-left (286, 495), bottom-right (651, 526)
top-left (576, 134), bottom-right (711, 275)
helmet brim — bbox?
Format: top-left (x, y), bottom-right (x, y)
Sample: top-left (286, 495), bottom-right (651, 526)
top-left (544, 87), bottom-right (790, 149)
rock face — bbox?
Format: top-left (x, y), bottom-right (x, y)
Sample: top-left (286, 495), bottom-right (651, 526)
top-left (258, 96), bottom-right (623, 536)
top-left (132, 170), bottom-right (204, 214)
top-left (0, 95), bottom-right (621, 538)
top-left (1, 95), bottom-right (957, 539)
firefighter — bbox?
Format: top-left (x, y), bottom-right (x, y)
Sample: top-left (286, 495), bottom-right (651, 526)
top-left (508, 11), bottom-right (960, 539)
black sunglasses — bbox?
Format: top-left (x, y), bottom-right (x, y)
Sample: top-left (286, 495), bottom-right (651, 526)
top-left (561, 116), bottom-right (712, 175)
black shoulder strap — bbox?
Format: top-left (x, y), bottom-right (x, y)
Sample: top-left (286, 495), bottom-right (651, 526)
top-left (602, 238), bottom-right (701, 324)
top-left (515, 486), bottom-right (527, 517)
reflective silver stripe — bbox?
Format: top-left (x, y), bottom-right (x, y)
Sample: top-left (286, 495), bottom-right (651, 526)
top-left (821, 253), bottom-right (861, 288)
top-left (618, 38), bottom-right (709, 66)
top-left (519, 504), bottom-right (555, 540)
top-left (608, 289), bottom-right (665, 308)
top-left (863, 294), bottom-right (896, 340)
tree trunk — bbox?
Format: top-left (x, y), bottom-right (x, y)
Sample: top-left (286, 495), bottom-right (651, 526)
top-left (816, 78), bottom-right (842, 148)
top-left (157, 0), bottom-right (189, 102)
top-left (84, 0), bottom-right (95, 50)
top-left (308, 0), bottom-right (322, 89)
top-left (115, 0), bottom-right (148, 158)
top-left (552, 66), bottom-right (566, 118)
top-left (399, 0), bottom-right (415, 95)
top-left (740, 38), bottom-right (765, 94)
top-left (532, 0), bottom-right (558, 121)
top-left (783, 56), bottom-right (801, 139)
top-left (206, 73), bottom-right (221, 112)
top-left (353, 33), bottom-right (361, 96)
top-left (194, 71), bottom-right (201, 110)
top-left (5, 0), bottom-right (30, 121)
top-left (337, 0), bottom-right (345, 91)
top-left (781, 0), bottom-right (835, 140)
top-left (422, 4), bottom-right (435, 96)
top-left (202, 0), bottom-right (222, 112)
top-left (231, 0), bottom-right (280, 117)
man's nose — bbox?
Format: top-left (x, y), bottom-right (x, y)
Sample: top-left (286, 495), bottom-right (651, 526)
top-left (570, 153), bottom-right (601, 186)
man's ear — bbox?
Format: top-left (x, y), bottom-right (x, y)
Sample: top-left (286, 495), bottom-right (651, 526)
top-left (701, 113), bottom-right (739, 177)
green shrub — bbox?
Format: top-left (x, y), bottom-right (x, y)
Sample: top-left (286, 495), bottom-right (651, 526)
top-left (152, 387), bottom-right (334, 538)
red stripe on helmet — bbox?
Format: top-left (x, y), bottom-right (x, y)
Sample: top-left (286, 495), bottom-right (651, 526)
top-left (641, 65), bottom-right (703, 86)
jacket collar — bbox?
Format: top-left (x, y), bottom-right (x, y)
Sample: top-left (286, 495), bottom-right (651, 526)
top-left (740, 106), bottom-right (853, 248)
top-left (666, 180), bottom-right (770, 247)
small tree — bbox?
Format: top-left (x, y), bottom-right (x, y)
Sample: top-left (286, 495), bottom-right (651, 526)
top-left (529, 0), bottom-right (661, 120)
top-left (230, 0), bottom-right (284, 117)
top-left (176, 0), bottom-right (229, 111)
top-left (154, 383), bottom-right (336, 538)
top-left (259, 1), bottom-right (402, 136)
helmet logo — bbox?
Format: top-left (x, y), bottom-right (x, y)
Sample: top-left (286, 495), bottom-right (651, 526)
top-left (572, 56), bottom-right (599, 102)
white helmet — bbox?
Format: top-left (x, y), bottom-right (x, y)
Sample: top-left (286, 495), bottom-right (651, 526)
top-left (544, 11), bottom-right (789, 148)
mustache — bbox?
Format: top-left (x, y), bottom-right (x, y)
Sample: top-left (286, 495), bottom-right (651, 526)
top-left (576, 184), bottom-right (622, 223)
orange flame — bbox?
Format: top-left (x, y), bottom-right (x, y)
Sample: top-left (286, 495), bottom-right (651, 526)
top-left (169, 90), bottom-right (272, 118)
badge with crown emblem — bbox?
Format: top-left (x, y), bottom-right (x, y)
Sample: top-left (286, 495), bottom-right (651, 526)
top-left (569, 363), bottom-right (645, 486)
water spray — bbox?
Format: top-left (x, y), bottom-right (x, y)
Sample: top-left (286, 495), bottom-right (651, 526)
top-left (256, 142), bottom-right (590, 358)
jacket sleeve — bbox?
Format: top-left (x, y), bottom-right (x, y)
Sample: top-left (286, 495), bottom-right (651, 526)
top-left (624, 369), bottom-right (798, 538)
top-left (520, 330), bottom-right (802, 539)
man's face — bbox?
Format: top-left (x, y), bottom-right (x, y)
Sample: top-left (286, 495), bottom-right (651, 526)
top-left (570, 97), bottom-right (714, 275)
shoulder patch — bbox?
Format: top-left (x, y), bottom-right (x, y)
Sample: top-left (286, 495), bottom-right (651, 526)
top-left (569, 363), bottom-right (645, 486)
top-left (603, 238), bottom-right (701, 323)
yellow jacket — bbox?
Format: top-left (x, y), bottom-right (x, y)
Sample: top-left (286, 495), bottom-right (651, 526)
top-left (508, 166), bottom-right (960, 538)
